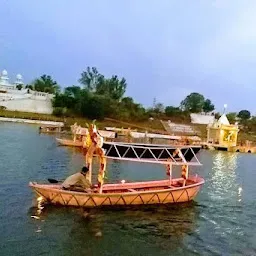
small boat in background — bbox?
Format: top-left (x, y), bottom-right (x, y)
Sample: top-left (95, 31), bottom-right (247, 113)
top-left (55, 138), bottom-right (83, 147)
top-left (39, 125), bottom-right (66, 134)
top-left (56, 123), bottom-right (117, 146)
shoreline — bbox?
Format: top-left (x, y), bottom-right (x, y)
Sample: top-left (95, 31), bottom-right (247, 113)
top-left (0, 117), bottom-right (64, 126)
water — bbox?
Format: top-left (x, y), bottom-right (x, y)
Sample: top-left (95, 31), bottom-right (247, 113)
top-left (0, 123), bottom-right (256, 255)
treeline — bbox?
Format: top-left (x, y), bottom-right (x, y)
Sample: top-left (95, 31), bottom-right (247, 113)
top-left (52, 67), bottom-right (147, 121)
top-left (52, 67), bottom-right (207, 121)
top-left (28, 67), bottom-right (256, 132)
top-left (29, 67), bottom-right (216, 122)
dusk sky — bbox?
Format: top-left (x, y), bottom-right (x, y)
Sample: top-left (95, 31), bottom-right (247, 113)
top-left (1, 0), bottom-right (256, 113)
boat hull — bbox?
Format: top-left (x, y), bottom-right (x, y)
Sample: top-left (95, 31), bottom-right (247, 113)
top-left (29, 177), bottom-right (204, 208)
top-left (56, 138), bottom-right (83, 147)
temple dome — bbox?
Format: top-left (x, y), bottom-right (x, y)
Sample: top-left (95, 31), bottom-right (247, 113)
top-left (16, 74), bottom-right (22, 80)
top-left (2, 70), bottom-right (8, 76)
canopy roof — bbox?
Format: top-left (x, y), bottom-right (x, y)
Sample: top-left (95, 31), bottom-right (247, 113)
top-left (102, 142), bottom-right (201, 166)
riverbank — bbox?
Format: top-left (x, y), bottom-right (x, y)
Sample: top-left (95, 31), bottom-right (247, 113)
top-left (0, 117), bottom-right (64, 126)
top-left (0, 109), bottom-right (167, 133)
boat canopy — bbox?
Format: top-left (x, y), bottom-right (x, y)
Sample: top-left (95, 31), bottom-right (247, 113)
top-left (102, 142), bottom-right (201, 166)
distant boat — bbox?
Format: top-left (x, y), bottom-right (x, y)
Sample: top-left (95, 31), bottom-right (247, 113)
top-left (39, 125), bottom-right (67, 134)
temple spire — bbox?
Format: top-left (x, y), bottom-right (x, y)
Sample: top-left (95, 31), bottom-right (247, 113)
top-left (15, 74), bottom-right (23, 85)
top-left (0, 69), bottom-right (9, 86)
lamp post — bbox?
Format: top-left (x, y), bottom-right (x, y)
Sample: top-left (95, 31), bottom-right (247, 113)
top-left (223, 104), bottom-right (227, 114)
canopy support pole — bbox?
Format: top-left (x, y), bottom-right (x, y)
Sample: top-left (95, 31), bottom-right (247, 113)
top-left (97, 148), bottom-right (106, 194)
top-left (85, 143), bottom-right (96, 184)
top-left (181, 165), bottom-right (188, 186)
top-left (166, 158), bottom-right (172, 185)
top-left (169, 164), bottom-right (172, 186)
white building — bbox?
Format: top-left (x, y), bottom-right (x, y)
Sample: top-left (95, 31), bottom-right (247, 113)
top-left (190, 113), bottom-right (215, 125)
top-left (0, 70), bottom-right (53, 114)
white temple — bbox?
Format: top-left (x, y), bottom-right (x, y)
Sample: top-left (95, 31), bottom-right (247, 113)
top-left (0, 69), bottom-right (53, 114)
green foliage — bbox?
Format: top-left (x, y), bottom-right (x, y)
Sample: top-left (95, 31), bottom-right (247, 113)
top-left (203, 99), bottom-right (215, 113)
top-left (165, 106), bottom-right (181, 116)
top-left (180, 93), bottom-right (205, 113)
top-left (79, 67), bottom-right (102, 91)
top-left (49, 69), bottom-right (221, 125)
top-left (119, 97), bottom-right (146, 121)
top-left (246, 117), bottom-right (256, 132)
top-left (82, 95), bottom-right (105, 120)
top-left (226, 112), bottom-right (237, 124)
top-left (52, 107), bottom-right (65, 117)
top-left (16, 84), bottom-right (23, 90)
top-left (79, 67), bottom-right (126, 101)
top-left (25, 84), bottom-right (34, 90)
top-left (96, 76), bottom-right (127, 100)
top-left (153, 102), bottom-right (165, 114)
top-left (238, 110), bottom-right (251, 120)
top-left (33, 74), bottom-right (60, 94)
top-left (215, 112), bottom-right (221, 119)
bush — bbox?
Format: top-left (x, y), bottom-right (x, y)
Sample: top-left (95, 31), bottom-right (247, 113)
top-left (53, 107), bottom-right (64, 117)
top-left (81, 95), bottom-right (105, 120)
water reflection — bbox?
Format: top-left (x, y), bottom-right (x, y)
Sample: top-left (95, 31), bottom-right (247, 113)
top-left (28, 202), bottom-right (200, 255)
top-left (107, 159), bottom-right (122, 182)
top-left (196, 151), bottom-right (245, 254)
top-left (210, 151), bottom-right (240, 202)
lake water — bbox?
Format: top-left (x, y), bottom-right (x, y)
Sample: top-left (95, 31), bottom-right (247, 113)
top-left (0, 122), bottom-right (256, 256)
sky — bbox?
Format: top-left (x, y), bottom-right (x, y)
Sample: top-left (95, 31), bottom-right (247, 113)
top-left (1, 0), bottom-right (256, 113)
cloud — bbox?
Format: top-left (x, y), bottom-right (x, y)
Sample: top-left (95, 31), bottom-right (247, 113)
top-left (199, 2), bottom-right (256, 70)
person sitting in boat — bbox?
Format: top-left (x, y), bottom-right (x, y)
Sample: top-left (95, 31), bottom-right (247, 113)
top-left (62, 166), bottom-right (92, 192)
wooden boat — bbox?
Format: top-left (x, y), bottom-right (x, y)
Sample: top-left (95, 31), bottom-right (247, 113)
top-left (29, 177), bottom-right (204, 207)
top-left (56, 123), bottom-right (116, 146)
top-left (39, 125), bottom-right (65, 134)
top-left (30, 123), bottom-right (204, 208)
top-left (55, 138), bottom-right (83, 147)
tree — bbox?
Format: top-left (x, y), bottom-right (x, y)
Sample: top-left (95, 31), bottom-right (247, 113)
top-left (64, 86), bottom-right (82, 98)
top-left (153, 102), bottom-right (165, 113)
top-left (121, 97), bottom-right (134, 107)
top-left (25, 84), bottom-right (34, 90)
top-left (79, 67), bottom-right (103, 91)
top-left (16, 84), bottom-right (23, 90)
top-left (215, 112), bottom-right (221, 119)
top-left (203, 99), bottom-right (215, 113)
top-left (165, 106), bottom-right (181, 116)
top-left (33, 75), bottom-right (60, 94)
top-left (247, 116), bottom-right (256, 132)
top-left (96, 75), bottom-right (127, 100)
top-left (180, 93), bottom-right (205, 113)
top-left (82, 95), bottom-right (105, 120)
top-left (79, 67), bottom-right (127, 100)
top-left (238, 110), bottom-right (251, 120)
top-left (119, 97), bottom-right (146, 120)
top-left (226, 112), bottom-right (237, 124)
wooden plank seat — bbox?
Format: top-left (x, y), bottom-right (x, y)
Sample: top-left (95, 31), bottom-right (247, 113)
top-left (127, 188), bottom-right (137, 192)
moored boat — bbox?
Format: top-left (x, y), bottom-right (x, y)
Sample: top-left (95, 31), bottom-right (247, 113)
top-left (55, 138), bottom-right (83, 147)
top-left (39, 125), bottom-right (65, 134)
top-left (56, 122), bottom-right (116, 146)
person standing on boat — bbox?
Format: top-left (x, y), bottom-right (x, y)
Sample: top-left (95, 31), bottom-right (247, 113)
top-left (62, 166), bottom-right (92, 192)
